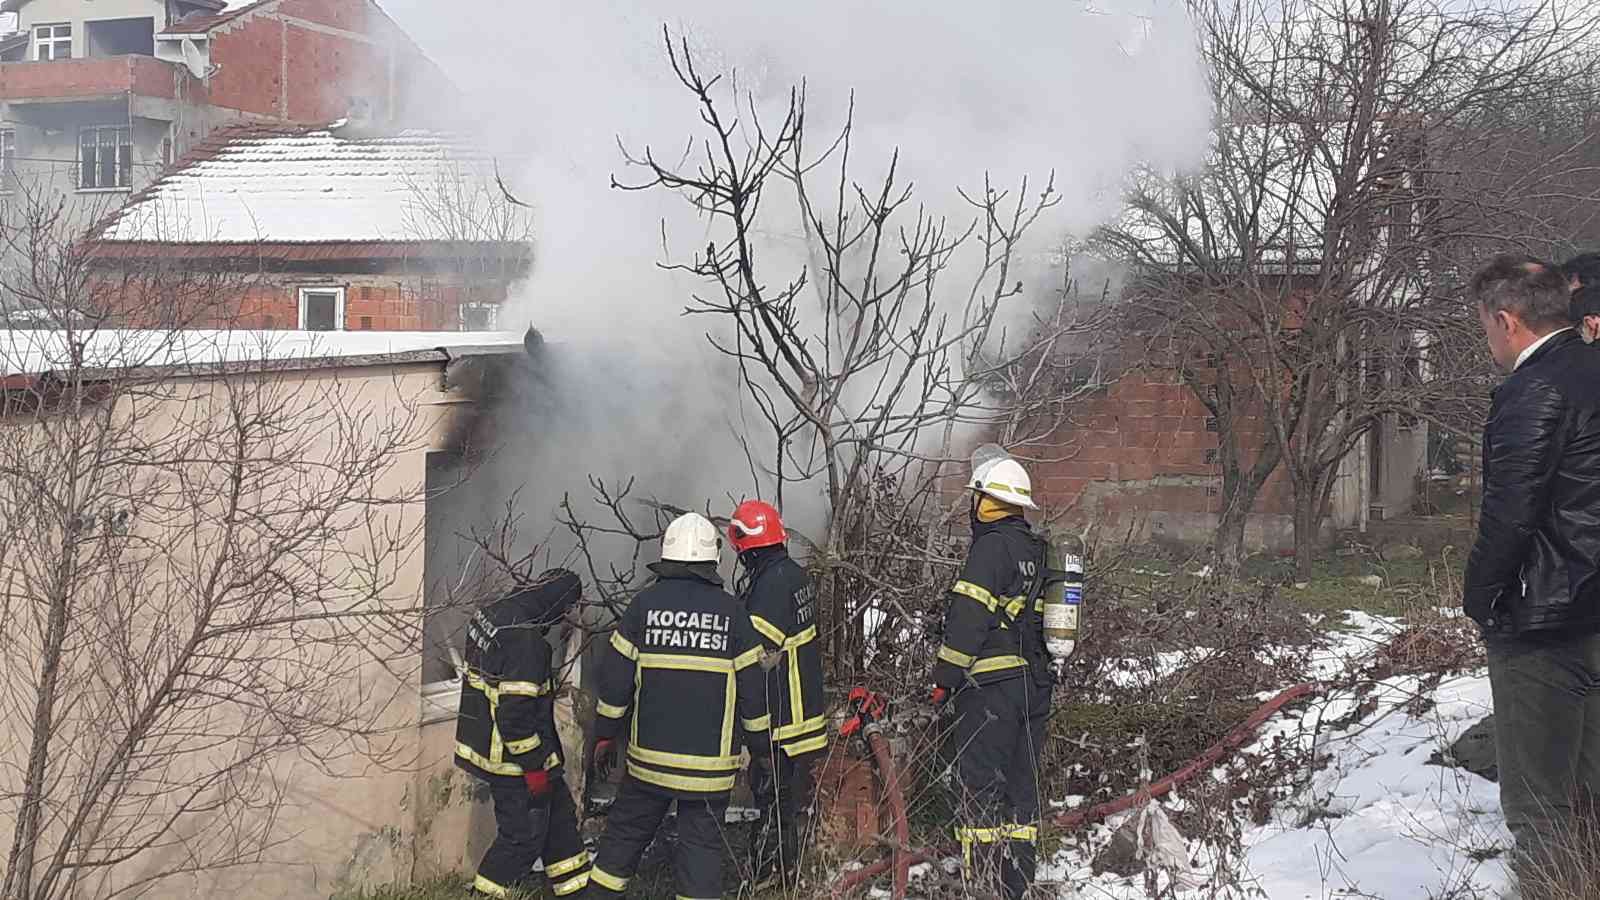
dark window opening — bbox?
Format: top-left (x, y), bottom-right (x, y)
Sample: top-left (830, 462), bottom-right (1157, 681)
top-left (424, 450), bottom-right (473, 684)
top-left (360, 315), bottom-right (373, 330)
top-left (86, 18), bottom-right (154, 57)
top-left (1205, 417), bottom-right (1220, 432)
top-left (78, 126), bottom-right (132, 190)
top-left (301, 290), bottom-right (341, 331)
top-left (462, 305), bottom-right (497, 331)
top-left (1204, 448), bottom-right (1219, 464)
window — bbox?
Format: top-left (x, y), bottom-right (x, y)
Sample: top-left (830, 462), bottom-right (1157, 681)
top-left (461, 304), bottom-right (498, 331)
top-left (0, 129), bottom-right (15, 193)
top-left (32, 23), bottom-right (70, 60)
top-left (78, 126), bottom-right (131, 190)
top-left (85, 18), bottom-right (154, 58)
top-left (298, 287), bottom-right (345, 331)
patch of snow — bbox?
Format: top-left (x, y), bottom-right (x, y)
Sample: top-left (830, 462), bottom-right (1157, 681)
top-left (1101, 649), bottom-right (1211, 689)
top-left (1044, 611), bottom-right (1508, 899)
top-left (0, 328), bottom-right (523, 377)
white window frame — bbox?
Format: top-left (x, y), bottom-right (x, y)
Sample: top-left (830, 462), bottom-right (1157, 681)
top-left (32, 23), bottom-right (71, 61)
top-left (460, 302), bottom-right (498, 331)
top-left (77, 125), bottom-right (132, 191)
top-left (297, 286), bottom-right (346, 331)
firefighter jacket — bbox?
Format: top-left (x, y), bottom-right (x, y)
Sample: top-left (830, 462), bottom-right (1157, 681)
top-left (932, 514), bottom-right (1049, 691)
top-left (455, 572), bottom-right (580, 779)
top-left (739, 545), bottom-right (828, 759)
top-left (594, 561), bottom-right (774, 795)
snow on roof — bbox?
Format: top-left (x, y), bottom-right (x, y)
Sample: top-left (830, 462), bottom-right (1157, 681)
top-left (95, 124), bottom-right (519, 245)
top-left (0, 329), bottom-right (524, 378)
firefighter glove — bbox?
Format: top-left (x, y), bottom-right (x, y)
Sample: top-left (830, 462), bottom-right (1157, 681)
top-left (523, 769), bottom-right (551, 799)
top-left (591, 738), bottom-right (617, 782)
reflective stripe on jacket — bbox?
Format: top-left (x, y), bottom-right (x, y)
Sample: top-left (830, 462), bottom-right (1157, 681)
top-left (594, 561), bottom-right (773, 795)
top-left (740, 546), bottom-right (828, 758)
top-left (455, 574), bottom-right (577, 778)
top-left (932, 514), bottom-right (1046, 690)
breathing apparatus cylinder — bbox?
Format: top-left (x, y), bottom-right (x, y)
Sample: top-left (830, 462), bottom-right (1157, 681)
top-left (1041, 531), bottom-right (1084, 660)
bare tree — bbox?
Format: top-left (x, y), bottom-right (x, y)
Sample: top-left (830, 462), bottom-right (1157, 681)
top-left (0, 191), bottom-right (431, 899)
top-left (584, 29), bottom-right (1109, 683)
top-left (399, 152), bottom-right (536, 330)
top-left (1096, 0), bottom-right (1600, 575)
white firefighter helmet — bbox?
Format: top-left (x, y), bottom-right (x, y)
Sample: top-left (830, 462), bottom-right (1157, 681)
top-left (661, 512), bottom-right (722, 563)
top-left (970, 455), bottom-right (1039, 510)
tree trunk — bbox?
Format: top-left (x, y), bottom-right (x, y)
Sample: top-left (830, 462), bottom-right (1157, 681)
top-left (1213, 495), bottom-right (1252, 570)
top-left (1292, 484), bottom-right (1322, 581)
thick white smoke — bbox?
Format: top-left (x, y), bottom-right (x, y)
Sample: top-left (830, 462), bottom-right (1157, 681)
top-left (381, 0), bottom-right (1212, 568)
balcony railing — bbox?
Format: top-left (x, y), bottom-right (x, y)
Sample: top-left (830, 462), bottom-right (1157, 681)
top-left (0, 54), bottom-right (177, 103)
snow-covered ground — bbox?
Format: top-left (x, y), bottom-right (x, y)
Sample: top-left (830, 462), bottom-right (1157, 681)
top-left (1046, 612), bottom-right (1509, 899)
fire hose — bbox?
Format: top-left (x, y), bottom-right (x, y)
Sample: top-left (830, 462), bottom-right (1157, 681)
top-left (830, 681), bottom-right (1323, 897)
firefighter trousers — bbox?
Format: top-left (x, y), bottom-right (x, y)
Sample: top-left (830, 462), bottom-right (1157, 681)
top-left (474, 774), bottom-right (591, 898)
top-left (586, 774), bottom-right (729, 899)
top-left (947, 675), bottom-right (1050, 900)
top-left (751, 749), bottom-right (819, 882)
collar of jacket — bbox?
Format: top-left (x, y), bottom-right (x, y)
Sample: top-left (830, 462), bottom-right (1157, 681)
top-left (1515, 328), bottom-right (1581, 373)
top-left (646, 559), bottom-right (725, 586)
top-left (970, 505), bottom-right (1030, 538)
top-left (739, 544), bottom-right (788, 578)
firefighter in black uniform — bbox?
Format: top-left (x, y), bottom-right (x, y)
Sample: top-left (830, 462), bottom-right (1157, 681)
top-left (930, 454), bottom-right (1051, 900)
top-left (728, 499), bottom-right (828, 886)
top-left (586, 512), bottom-right (774, 899)
top-left (455, 568), bottom-right (592, 898)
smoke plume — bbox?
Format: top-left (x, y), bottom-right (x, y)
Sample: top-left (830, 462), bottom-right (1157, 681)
top-left (382, 0), bottom-right (1213, 573)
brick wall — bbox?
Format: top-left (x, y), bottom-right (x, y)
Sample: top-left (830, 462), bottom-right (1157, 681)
top-left (201, 0), bottom-right (457, 125)
top-left (1023, 366), bottom-right (1297, 552)
top-left (100, 271), bottom-right (512, 332)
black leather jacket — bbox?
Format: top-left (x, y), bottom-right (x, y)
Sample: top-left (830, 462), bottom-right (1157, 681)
top-left (1464, 330), bottom-right (1600, 636)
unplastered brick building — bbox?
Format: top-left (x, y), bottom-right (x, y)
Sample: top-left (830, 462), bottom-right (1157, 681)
top-left (0, 0), bottom-right (453, 201)
top-left (84, 121), bottom-right (531, 331)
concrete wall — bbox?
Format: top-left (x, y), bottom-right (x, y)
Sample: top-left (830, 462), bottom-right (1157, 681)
top-left (0, 358), bottom-right (506, 898)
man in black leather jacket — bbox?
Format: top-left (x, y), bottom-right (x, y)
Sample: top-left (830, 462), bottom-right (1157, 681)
top-left (1467, 253), bottom-right (1600, 880)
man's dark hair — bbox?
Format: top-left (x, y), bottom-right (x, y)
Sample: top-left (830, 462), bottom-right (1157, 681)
top-left (1471, 253), bottom-right (1573, 331)
top-left (1560, 252), bottom-right (1600, 319)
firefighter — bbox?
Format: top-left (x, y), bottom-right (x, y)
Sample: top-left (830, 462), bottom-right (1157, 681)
top-left (455, 568), bottom-right (592, 898)
top-left (930, 453), bottom-right (1051, 900)
top-left (728, 499), bottom-right (827, 886)
top-left (586, 512), bottom-right (774, 899)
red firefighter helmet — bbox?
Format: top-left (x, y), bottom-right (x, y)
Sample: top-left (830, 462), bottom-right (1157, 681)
top-left (728, 499), bottom-right (787, 554)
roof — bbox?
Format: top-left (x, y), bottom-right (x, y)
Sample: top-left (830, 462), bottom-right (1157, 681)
top-left (92, 123), bottom-right (528, 249)
top-left (162, 1), bottom-right (272, 34)
top-left (0, 329), bottom-right (525, 379)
